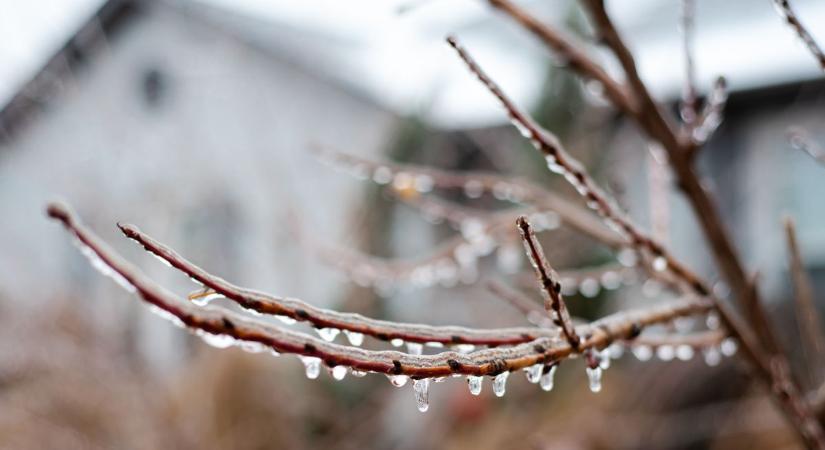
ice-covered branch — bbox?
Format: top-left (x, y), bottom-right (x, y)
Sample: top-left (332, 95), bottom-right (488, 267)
top-left (773, 0), bottom-right (825, 72)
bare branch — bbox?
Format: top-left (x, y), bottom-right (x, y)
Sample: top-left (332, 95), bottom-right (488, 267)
top-left (486, 0), bottom-right (636, 116)
top-left (517, 215), bottom-right (581, 350)
top-left (46, 201), bottom-right (714, 379)
top-left (679, 0), bottom-right (698, 127)
top-left (691, 76), bottom-right (728, 146)
top-left (773, 0), bottom-right (825, 72)
top-left (785, 216), bottom-right (825, 385)
top-left (118, 220), bottom-right (553, 347)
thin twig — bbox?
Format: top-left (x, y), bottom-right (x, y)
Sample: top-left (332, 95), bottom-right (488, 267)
top-left (679, 0), bottom-right (698, 128)
top-left (517, 215), bottom-right (580, 350)
top-left (785, 216), bottom-right (825, 386)
top-left (773, 0), bottom-right (825, 72)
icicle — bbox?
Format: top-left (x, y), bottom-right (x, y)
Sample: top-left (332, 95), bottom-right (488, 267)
top-left (599, 349), bottom-right (611, 370)
top-left (413, 378), bottom-right (430, 412)
top-left (406, 342), bottom-right (423, 355)
top-left (586, 366), bottom-right (603, 392)
top-left (316, 328), bottom-right (340, 342)
top-left (387, 374), bottom-right (409, 387)
top-left (656, 345), bottom-right (675, 361)
top-left (540, 365), bottom-right (557, 392)
top-left (331, 365), bottom-right (348, 381)
top-left (524, 364), bottom-right (543, 384)
top-left (703, 346), bottom-right (721, 366)
top-left (343, 330), bottom-right (364, 346)
top-left (390, 338), bottom-right (404, 348)
top-left (467, 376), bottom-right (483, 395)
top-left (300, 356), bottom-right (321, 380)
top-left (720, 338), bottom-right (738, 356)
top-left (492, 372), bottom-right (509, 397)
top-left (632, 345), bottom-right (653, 361)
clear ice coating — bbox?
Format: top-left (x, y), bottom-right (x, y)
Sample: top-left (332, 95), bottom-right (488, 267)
top-left (413, 378), bottom-right (430, 412)
top-left (387, 374), bottom-right (409, 387)
top-left (351, 369), bottom-right (367, 377)
top-left (586, 366), bottom-right (603, 393)
top-left (540, 365), bottom-right (557, 392)
top-left (343, 330), bottom-right (364, 346)
top-left (74, 238), bottom-right (137, 293)
top-left (239, 341), bottom-right (267, 354)
top-left (492, 372), bottom-right (509, 397)
top-left (190, 291), bottom-right (224, 307)
top-left (277, 315), bottom-right (297, 325)
top-left (406, 342), bottom-right (423, 356)
top-left (331, 365), bottom-right (348, 381)
top-left (467, 376), bottom-right (483, 395)
top-left (524, 364), bottom-right (543, 384)
top-left (317, 328), bottom-right (340, 342)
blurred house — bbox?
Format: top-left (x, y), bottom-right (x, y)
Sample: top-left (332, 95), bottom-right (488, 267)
top-left (0, 0), bottom-right (400, 370)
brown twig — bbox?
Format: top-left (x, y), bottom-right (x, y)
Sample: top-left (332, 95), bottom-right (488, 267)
top-left (47, 201), bottom-right (714, 379)
top-left (785, 216), bottom-right (825, 386)
top-left (773, 0), bottom-right (825, 72)
top-left (517, 215), bottom-right (580, 350)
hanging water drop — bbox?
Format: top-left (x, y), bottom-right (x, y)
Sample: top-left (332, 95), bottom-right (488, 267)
top-left (720, 338), bottom-right (738, 356)
top-left (656, 345), bottom-right (675, 361)
top-left (463, 180), bottom-right (484, 198)
top-left (390, 338), bottom-right (404, 347)
top-left (277, 315), bottom-right (297, 325)
top-left (652, 256), bottom-right (668, 272)
top-left (586, 366), bottom-right (603, 393)
top-left (343, 330), bottom-right (364, 346)
top-left (239, 341), bottom-right (266, 354)
top-left (317, 328), bottom-right (340, 342)
top-left (406, 342), bottom-right (423, 355)
top-left (196, 330), bottom-right (235, 349)
top-left (540, 365), bottom-right (557, 392)
top-left (632, 345), bottom-right (653, 361)
top-left (467, 376), bottom-right (483, 395)
top-left (373, 166), bottom-right (393, 184)
top-left (455, 344), bottom-right (475, 354)
top-left (492, 372), bottom-right (509, 397)
top-left (599, 349), bottom-right (611, 370)
top-left (387, 374), bottom-right (409, 387)
top-left (524, 364), bottom-right (543, 383)
top-left (676, 345), bottom-right (695, 361)
top-left (331, 365), bottom-right (348, 381)
top-left (703, 346), bottom-right (721, 366)
top-left (351, 369), bottom-right (367, 377)
top-left (300, 356), bottom-right (321, 379)
top-left (607, 342), bottom-right (624, 360)
top-left (706, 312), bottom-right (720, 330)
top-left (413, 378), bottom-right (430, 412)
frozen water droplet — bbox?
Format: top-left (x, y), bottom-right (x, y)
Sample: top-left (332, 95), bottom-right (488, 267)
top-left (607, 343), bottom-right (624, 360)
top-left (492, 372), bottom-right (509, 397)
top-left (600, 271), bottom-right (622, 290)
top-left (467, 376), bottom-right (483, 395)
top-left (331, 365), bottom-right (348, 380)
top-left (706, 312), bottom-right (720, 330)
top-left (676, 345), bottom-right (695, 361)
top-left (703, 346), bottom-right (721, 366)
top-left (652, 256), bottom-right (668, 272)
top-left (579, 278), bottom-right (601, 298)
top-left (373, 166), bottom-right (392, 184)
top-left (463, 180), bottom-right (484, 198)
top-left (510, 117), bottom-right (532, 138)
top-left (390, 338), bottom-right (404, 348)
top-left (720, 338), bottom-right (737, 356)
top-left (546, 155), bottom-right (565, 174)
top-left (414, 175), bottom-right (434, 193)
top-left (496, 244), bottom-right (522, 274)
top-left (454, 344), bottom-right (475, 354)
top-left (387, 374), bottom-right (409, 387)
top-left (406, 342), bottom-right (423, 355)
top-left (425, 342), bottom-right (444, 348)
top-left (413, 378), bottom-right (430, 412)
top-left (300, 356), bottom-right (321, 379)
top-left (540, 365), bottom-right (557, 392)
top-left (239, 341), bottom-right (267, 354)
top-left (618, 248), bottom-right (638, 267)
top-left (351, 369), bottom-right (367, 377)
top-left (190, 290), bottom-right (224, 306)
top-left (317, 328), bottom-right (340, 342)
top-left (599, 349), bottom-right (611, 369)
top-left (197, 331), bottom-right (235, 349)
top-left (147, 305), bottom-right (185, 328)
top-left (343, 330), bottom-right (364, 346)
top-left (277, 315), bottom-right (297, 325)
top-left (269, 349), bottom-right (280, 357)
top-left (524, 364), bottom-right (543, 384)
top-left (656, 345), bottom-right (675, 361)
top-left (392, 172), bottom-right (414, 191)
top-left (632, 345), bottom-right (653, 361)
top-left (586, 366), bottom-right (603, 393)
